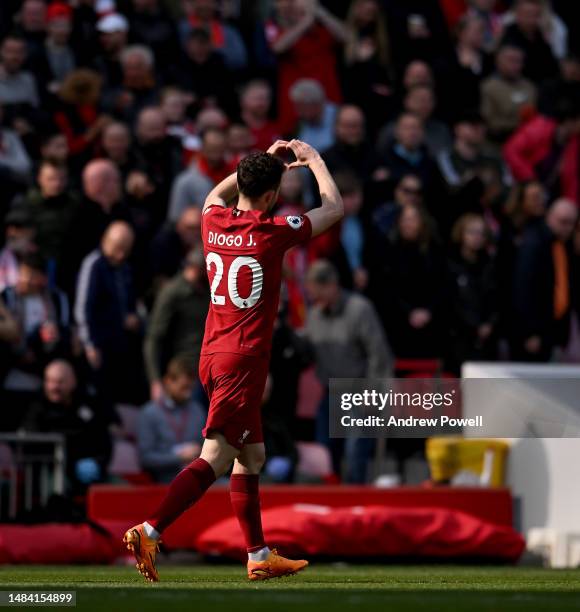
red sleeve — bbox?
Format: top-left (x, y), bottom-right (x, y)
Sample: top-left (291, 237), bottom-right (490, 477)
top-left (53, 112), bottom-right (89, 155)
top-left (270, 214), bottom-right (312, 252)
top-left (503, 117), bottom-right (554, 182)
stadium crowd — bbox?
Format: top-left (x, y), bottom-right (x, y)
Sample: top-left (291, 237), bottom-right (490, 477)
top-left (1, 0), bottom-right (580, 491)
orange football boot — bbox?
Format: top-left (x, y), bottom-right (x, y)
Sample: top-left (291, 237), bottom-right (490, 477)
top-left (123, 524), bottom-right (160, 582)
top-left (247, 549), bottom-right (308, 581)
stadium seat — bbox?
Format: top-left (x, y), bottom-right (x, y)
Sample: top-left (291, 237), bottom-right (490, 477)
top-left (115, 405), bottom-right (141, 441)
top-left (296, 442), bottom-right (333, 477)
top-left (108, 439), bottom-right (142, 477)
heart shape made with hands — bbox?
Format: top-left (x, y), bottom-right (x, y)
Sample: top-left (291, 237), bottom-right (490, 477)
top-left (267, 139), bottom-right (315, 170)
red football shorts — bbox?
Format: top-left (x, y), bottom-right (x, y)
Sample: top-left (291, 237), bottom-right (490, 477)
top-left (199, 352), bottom-right (269, 449)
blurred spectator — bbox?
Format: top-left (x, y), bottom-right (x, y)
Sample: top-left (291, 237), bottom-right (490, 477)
top-left (137, 356), bottom-right (205, 483)
top-left (371, 204), bottom-right (445, 359)
top-left (17, 0), bottom-right (46, 59)
top-left (384, 0), bottom-right (452, 73)
top-left (378, 85), bottom-right (452, 157)
top-left (378, 112), bottom-right (442, 199)
top-left (504, 104), bottom-right (580, 204)
top-left (104, 45), bottom-right (159, 122)
top-left (160, 87), bottom-right (197, 159)
top-left (174, 28), bottom-right (231, 112)
top-left (29, 2), bottom-right (76, 94)
top-left (512, 198), bottom-right (578, 360)
top-left (14, 160), bottom-right (79, 275)
top-left (289, 79), bottom-right (337, 151)
top-left (0, 34), bottom-right (40, 131)
top-left (1, 253), bottom-right (70, 394)
top-left (168, 127), bottom-right (232, 221)
top-left (53, 69), bottom-right (111, 168)
top-left (227, 123), bottom-right (254, 163)
top-left (497, 180), bottom-right (547, 327)
top-left (342, 0), bottom-right (395, 131)
top-left (70, 0), bottom-right (100, 66)
top-left (132, 106), bottom-right (183, 224)
top-left (467, 0), bottom-right (503, 52)
top-left (480, 45), bottom-right (537, 144)
top-left (150, 207), bottom-right (202, 290)
top-left (22, 359), bottom-right (113, 491)
top-left (38, 131), bottom-right (69, 167)
top-left (305, 260), bottom-right (392, 482)
top-left (94, 13), bottom-right (129, 90)
top-left (144, 248), bottom-right (208, 400)
top-left (401, 59), bottom-right (435, 91)
top-left (0, 209), bottom-right (36, 293)
top-left (437, 111), bottom-right (508, 229)
top-left (538, 54), bottom-right (580, 118)
top-left (0, 102), bottom-right (32, 205)
top-left (499, 0), bottom-right (558, 84)
top-left (502, 0), bottom-right (568, 60)
top-left (127, 0), bottom-right (180, 78)
top-left (100, 121), bottom-right (137, 179)
top-left (178, 0), bottom-right (248, 70)
top-left (334, 172), bottom-right (367, 291)
top-left (239, 80), bottom-right (281, 152)
top-left (75, 221), bottom-right (144, 404)
top-left (446, 213), bottom-right (498, 372)
top-left (263, 307), bottom-right (313, 482)
top-left (371, 173), bottom-right (424, 242)
top-left (322, 104), bottom-right (379, 184)
top-left (265, 0), bottom-right (348, 131)
top-left (61, 159), bottom-right (130, 292)
top-left (438, 14), bottom-right (491, 121)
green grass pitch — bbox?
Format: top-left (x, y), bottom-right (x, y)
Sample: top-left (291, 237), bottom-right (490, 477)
top-left (0, 565), bottom-right (578, 611)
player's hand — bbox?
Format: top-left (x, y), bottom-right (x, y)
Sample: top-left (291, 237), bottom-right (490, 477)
top-left (286, 139), bottom-right (322, 169)
top-left (267, 139), bottom-right (289, 157)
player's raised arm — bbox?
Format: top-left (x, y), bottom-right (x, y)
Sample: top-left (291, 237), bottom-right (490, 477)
top-left (287, 140), bottom-right (344, 237)
top-left (202, 172), bottom-right (239, 213)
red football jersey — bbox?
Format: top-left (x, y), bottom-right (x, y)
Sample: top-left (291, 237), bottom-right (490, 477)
top-left (200, 205), bottom-right (312, 358)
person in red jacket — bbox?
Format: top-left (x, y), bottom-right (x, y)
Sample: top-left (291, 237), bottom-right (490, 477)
top-left (265, 0), bottom-right (349, 133)
top-left (504, 104), bottom-right (580, 205)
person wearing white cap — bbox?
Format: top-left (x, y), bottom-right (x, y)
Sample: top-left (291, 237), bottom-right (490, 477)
top-left (96, 13), bottom-right (129, 35)
top-left (95, 13), bottom-right (128, 88)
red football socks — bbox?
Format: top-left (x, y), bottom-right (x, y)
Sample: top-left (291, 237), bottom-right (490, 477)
top-left (147, 458), bottom-right (216, 533)
top-left (230, 474), bottom-right (266, 552)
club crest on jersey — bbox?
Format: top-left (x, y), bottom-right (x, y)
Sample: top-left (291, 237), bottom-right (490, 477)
top-left (286, 215), bottom-right (304, 230)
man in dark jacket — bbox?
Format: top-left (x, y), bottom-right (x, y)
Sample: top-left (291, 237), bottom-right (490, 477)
top-left (144, 248), bottom-right (209, 401)
top-left (13, 160), bottom-right (79, 275)
top-left (74, 221), bottom-right (145, 403)
top-left (499, 0), bottom-right (558, 84)
top-left (22, 359), bottom-right (113, 492)
top-left (512, 198), bottom-right (578, 361)
top-left (378, 113), bottom-right (444, 205)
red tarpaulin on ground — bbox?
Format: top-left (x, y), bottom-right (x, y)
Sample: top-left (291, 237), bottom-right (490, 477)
top-left (196, 504), bottom-right (525, 562)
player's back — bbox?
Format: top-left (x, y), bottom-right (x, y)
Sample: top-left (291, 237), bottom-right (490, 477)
top-left (201, 205), bottom-right (311, 358)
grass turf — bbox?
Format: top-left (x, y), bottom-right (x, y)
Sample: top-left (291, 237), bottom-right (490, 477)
top-left (0, 565), bottom-right (578, 611)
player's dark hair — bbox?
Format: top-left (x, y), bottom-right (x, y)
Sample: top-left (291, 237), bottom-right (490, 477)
top-left (237, 152), bottom-right (285, 199)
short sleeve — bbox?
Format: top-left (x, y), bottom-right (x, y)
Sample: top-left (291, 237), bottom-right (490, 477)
top-left (270, 214), bottom-right (312, 252)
